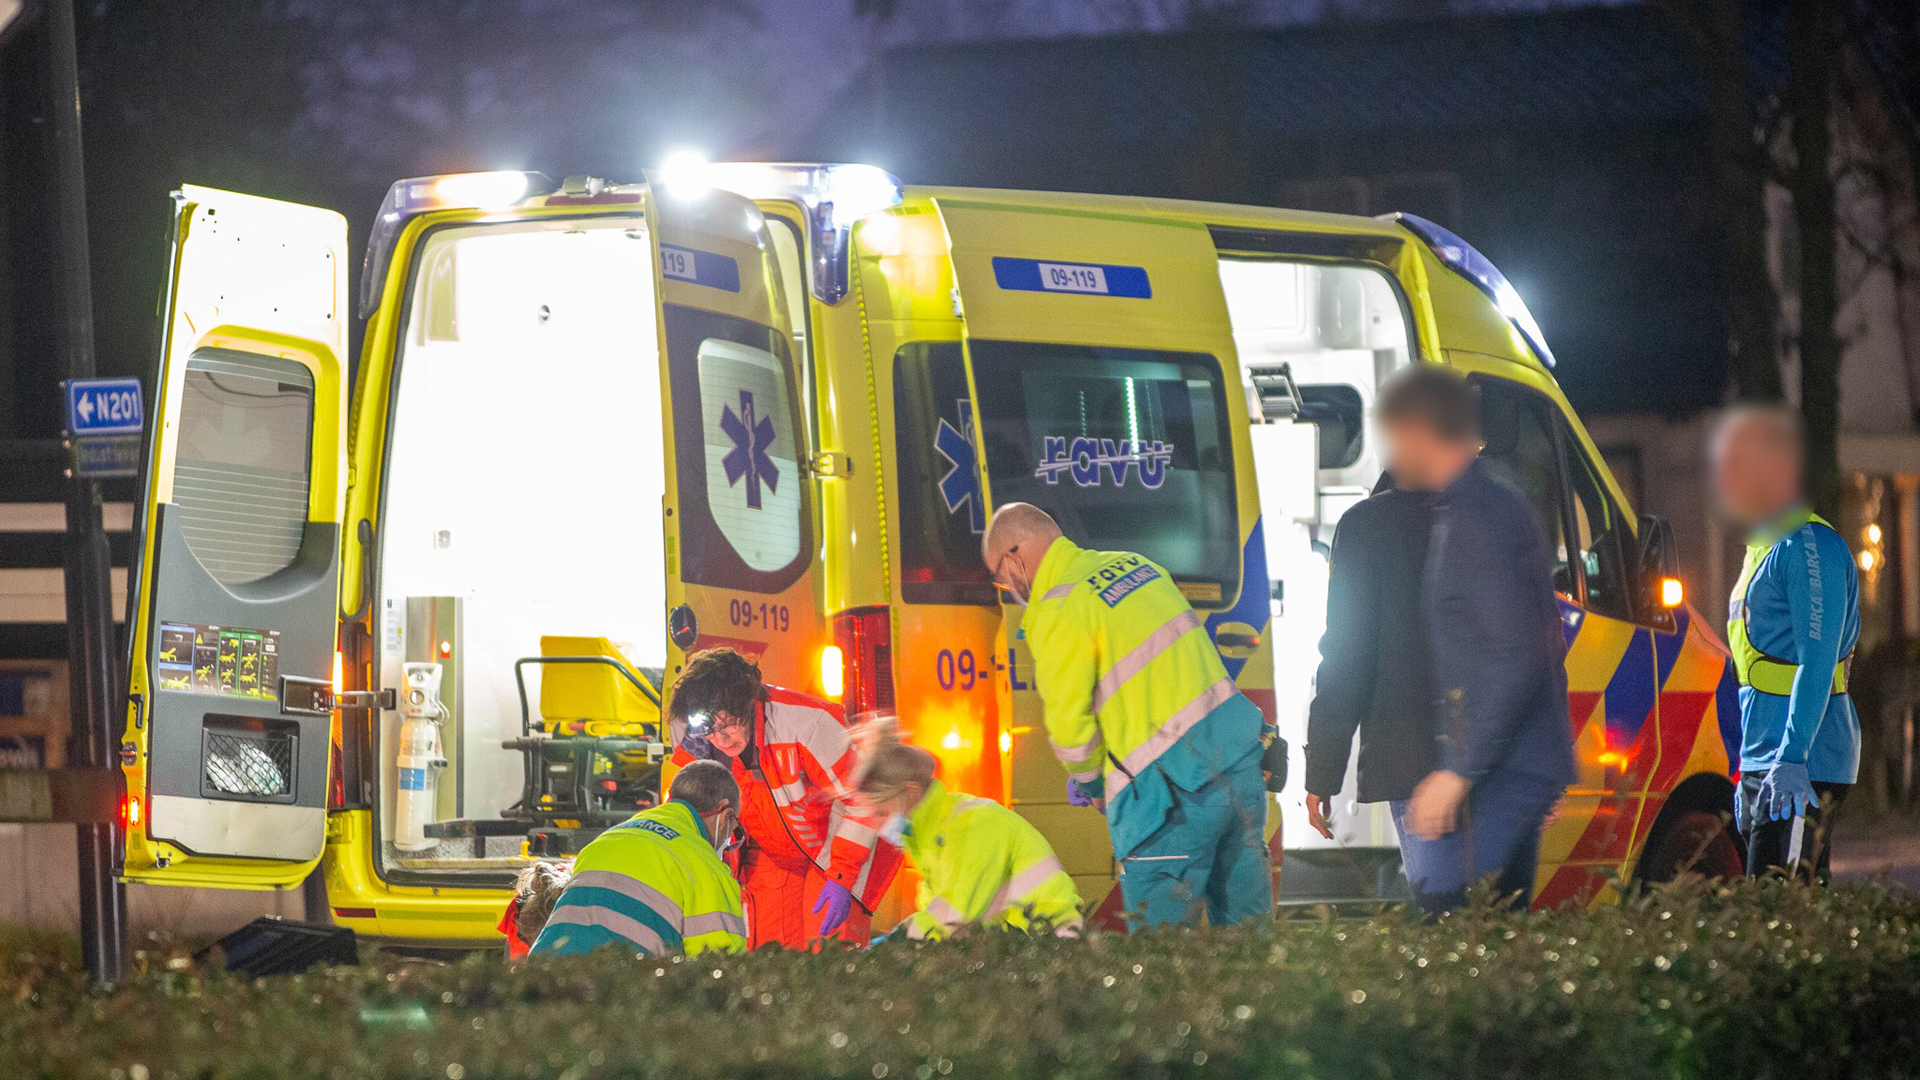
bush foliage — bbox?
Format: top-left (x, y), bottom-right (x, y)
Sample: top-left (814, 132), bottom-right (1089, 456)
top-left (2, 879), bottom-right (1917, 1079)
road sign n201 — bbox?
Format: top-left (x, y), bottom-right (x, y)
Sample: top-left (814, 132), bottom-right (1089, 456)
top-left (64, 377), bottom-right (143, 437)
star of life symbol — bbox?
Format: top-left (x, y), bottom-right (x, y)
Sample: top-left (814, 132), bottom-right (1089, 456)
top-left (934, 399), bottom-right (984, 533)
top-left (721, 389), bottom-right (780, 509)
top-left (1035, 436), bottom-right (1173, 489)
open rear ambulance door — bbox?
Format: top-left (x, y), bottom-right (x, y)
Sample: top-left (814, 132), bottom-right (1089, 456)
top-left (121, 187), bottom-right (349, 888)
top-left (932, 198), bottom-right (1278, 913)
top-left (644, 183), bottom-right (824, 708)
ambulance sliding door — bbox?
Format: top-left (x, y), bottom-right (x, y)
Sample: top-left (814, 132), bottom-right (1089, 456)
top-left (122, 187), bottom-right (349, 888)
top-left (933, 199), bottom-right (1273, 906)
top-left (646, 184), bottom-right (824, 703)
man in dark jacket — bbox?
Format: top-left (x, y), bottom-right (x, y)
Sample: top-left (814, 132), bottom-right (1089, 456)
top-left (1303, 479), bottom-right (1435, 839)
top-left (1378, 366), bottom-right (1575, 914)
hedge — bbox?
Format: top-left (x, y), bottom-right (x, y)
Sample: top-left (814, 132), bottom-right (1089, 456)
top-left (2, 879), bottom-right (1917, 1080)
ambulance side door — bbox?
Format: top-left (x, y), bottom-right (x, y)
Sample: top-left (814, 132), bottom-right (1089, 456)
top-left (646, 186), bottom-right (824, 702)
top-left (934, 198), bottom-right (1268, 906)
top-left (121, 187), bottom-right (349, 888)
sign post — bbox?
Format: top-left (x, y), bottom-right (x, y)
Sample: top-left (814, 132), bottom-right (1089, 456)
top-left (46, 0), bottom-right (127, 985)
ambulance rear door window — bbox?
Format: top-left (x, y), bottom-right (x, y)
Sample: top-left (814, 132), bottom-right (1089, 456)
top-left (894, 342), bottom-right (995, 606)
top-left (665, 304), bottom-right (811, 592)
top-left (969, 341), bottom-right (1239, 604)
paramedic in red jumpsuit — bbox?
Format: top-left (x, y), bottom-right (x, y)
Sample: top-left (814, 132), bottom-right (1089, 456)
top-left (668, 648), bottom-right (900, 947)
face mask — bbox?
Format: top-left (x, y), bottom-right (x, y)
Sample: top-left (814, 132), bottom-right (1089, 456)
top-left (879, 812), bottom-right (910, 846)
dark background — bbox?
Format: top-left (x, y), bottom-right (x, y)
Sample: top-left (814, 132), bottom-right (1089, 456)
top-left (0, 0), bottom-right (1910, 441)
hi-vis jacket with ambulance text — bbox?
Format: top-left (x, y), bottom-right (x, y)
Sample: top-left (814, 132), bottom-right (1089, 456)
top-left (901, 779), bottom-right (1084, 940)
top-left (530, 799), bottom-right (746, 958)
top-left (673, 687), bottom-right (903, 910)
top-left (1728, 508), bottom-right (1861, 784)
top-left (1021, 538), bottom-right (1269, 858)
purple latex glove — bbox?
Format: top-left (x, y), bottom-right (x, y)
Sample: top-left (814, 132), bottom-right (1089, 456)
top-left (813, 879), bottom-right (854, 937)
top-left (1066, 777), bottom-right (1104, 807)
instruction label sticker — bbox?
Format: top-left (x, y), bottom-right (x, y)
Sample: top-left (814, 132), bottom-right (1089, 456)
top-left (157, 621), bottom-right (280, 700)
top-left (661, 244), bottom-right (741, 292)
top-left (991, 257), bottom-right (1151, 299)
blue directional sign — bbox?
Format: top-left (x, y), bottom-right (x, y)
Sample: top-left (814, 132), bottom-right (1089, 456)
top-left (64, 378), bottom-right (144, 437)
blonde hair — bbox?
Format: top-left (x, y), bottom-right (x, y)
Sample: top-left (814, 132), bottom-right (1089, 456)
top-left (513, 861), bottom-right (572, 946)
top-left (853, 717), bottom-right (937, 805)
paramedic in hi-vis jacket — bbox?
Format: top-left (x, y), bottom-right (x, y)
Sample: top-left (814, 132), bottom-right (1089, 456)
top-left (1711, 404), bottom-right (1860, 882)
top-left (856, 729), bottom-right (1084, 940)
top-left (982, 503), bottom-right (1275, 928)
top-left (529, 760), bottom-right (747, 958)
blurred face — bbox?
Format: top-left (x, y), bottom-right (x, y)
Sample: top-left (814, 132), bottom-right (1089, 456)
top-left (1713, 417), bottom-right (1800, 526)
top-left (704, 709), bottom-right (752, 758)
top-left (1380, 418), bottom-right (1476, 492)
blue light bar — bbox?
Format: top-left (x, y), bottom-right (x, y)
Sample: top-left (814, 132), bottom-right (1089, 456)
top-left (1390, 212), bottom-right (1556, 368)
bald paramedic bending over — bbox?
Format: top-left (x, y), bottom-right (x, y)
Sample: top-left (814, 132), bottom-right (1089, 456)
top-left (1712, 405), bottom-right (1860, 882)
top-left (983, 503), bottom-right (1274, 928)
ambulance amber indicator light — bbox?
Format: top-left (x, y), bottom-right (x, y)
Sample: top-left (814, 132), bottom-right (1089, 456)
top-left (819, 646), bottom-right (845, 699)
top-left (1660, 577), bottom-right (1684, 608)
top-left (1390, 212), bottom-right (1557, 369)
top-left (359, 170), bottom-right (557, 316)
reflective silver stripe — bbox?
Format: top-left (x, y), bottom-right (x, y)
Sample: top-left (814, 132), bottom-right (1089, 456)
top-left (1066, 766), bottom-right (1102, 784)
top-left (1049, 732), bottom-right (1104, 766)
top-left (682, 909), bottom-right (748, 940)
top-left (768, 778), bottom-right (808, 806)
top-left (1107, 677), bottom-right (1239, 799)
top-left (569, 870), bottom-right (688, 926)
top-left (781, 706), bottom-right (852, 776)
top-left (925, 896), bottom-right (967, 930)
top-left (836, 819), bottom-right (878, 846)
top-left (986, 854), bottom-right (1068, 917)
top-left (1092, 610), bottom-right (1204, 713)
top-left (542, 905), bottom-right (670, 956)
top-left (1787, 814), bottom-right (1806, 867)
top-left (1041, 583), bottom-right (1075, 601)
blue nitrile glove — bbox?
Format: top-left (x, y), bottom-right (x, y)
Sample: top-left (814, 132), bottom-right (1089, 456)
top-left (1733, 782), bottom-right (1751, 835)
top-left (1066, 777), bottom-right (1104, 807)
top-left (1756, 761), bottom-right (1818, 823)
top-left (814, 880), bottom-right (854, 937)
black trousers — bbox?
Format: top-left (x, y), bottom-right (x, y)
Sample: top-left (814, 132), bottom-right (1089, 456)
top-left (1737, 774), bottom-right (1850, 883)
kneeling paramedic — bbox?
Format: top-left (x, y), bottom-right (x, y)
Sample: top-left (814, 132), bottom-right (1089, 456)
top-left (983, 503), bottom-right (1276, 928)
top-left (529, 760), bottom-right (747, 957)
top-left (1712, 404), bottom-right (1860, 881)
top-left (670, 648), bottom-right (902, 946)
top-left (857, 728), bottom-right (1083, 939)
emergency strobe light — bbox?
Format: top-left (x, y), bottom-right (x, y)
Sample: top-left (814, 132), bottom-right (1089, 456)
top-left (1391, 212), bottom-right (1557, 369)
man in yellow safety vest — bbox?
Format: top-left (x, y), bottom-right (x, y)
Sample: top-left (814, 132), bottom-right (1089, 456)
top-left (982, 503), bottom-right (1274, 928)
top-left (1712, 404), bottom-right (1860, 881)
top-left (529, 760), bottom-right (749, 957)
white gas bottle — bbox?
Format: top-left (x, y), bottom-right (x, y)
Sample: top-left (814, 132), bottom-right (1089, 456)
top-left (393, 662), bottom-right (448, 852)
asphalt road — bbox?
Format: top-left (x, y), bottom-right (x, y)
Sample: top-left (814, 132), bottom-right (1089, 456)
top-left (1830, 815), bottom-right (1920, 891)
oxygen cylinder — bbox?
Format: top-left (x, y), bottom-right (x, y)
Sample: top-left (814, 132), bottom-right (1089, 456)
top-left (394, 662), bottom-right (448, 852)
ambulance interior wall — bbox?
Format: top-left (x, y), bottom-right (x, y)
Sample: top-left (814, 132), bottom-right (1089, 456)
top-left (1218, 259), bottom-right (1410, 856)
top-left (374, 218), bottom-right (668, 869)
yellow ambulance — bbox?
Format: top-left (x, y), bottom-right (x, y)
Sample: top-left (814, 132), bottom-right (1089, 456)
top-left (117, 163), bottom-right (1739, 943)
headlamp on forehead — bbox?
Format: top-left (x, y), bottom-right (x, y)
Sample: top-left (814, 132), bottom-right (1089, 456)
top-left (685, 711), bottom-right (713, 733)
